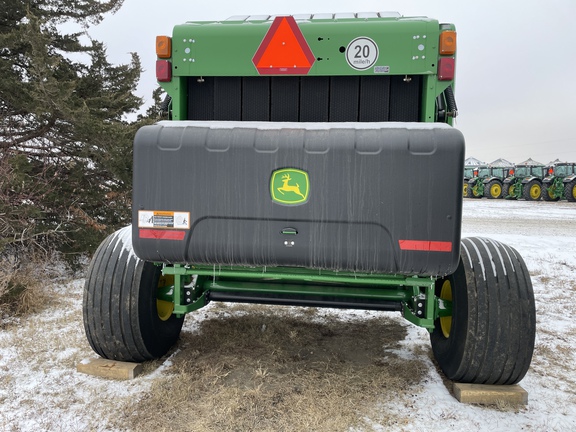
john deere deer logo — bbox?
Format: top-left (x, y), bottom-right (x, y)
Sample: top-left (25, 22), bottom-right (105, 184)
top-left (270, 168), bottom-right (309, 205)
top-left (278, 174), bottom-right (305, 198)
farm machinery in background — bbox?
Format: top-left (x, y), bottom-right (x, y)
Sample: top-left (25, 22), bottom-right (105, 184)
top-left (463, 157), bottom-right (576, 202)
top-left (462, 165), bottom-right (475, 197)
top-left (542, 162), bottom-right (576, 202)
top-left (503, 160), bottom-right (545, 200)
top-left (464, 165), bottom-right (511, 199)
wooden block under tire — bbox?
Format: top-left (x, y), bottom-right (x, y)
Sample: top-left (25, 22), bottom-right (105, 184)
top-left (453, 383), bottom-right (528, 405)
top-left (77, 358), bottom-right (143, 380)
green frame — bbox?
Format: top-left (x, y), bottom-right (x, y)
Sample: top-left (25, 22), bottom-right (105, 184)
top-left (159, 264), bottom-right (451, 331)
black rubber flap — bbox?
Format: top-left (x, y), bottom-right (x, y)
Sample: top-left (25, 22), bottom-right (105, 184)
top-left (132, 122), bottom-right (464, 276)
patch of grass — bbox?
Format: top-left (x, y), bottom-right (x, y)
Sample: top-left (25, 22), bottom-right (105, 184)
top-left (112, 306), bottom-right (428, 431)
top-left (0, 254), bottom-right (52, 321)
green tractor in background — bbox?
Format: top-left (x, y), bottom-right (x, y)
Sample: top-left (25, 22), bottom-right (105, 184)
top-left (483, 166), bottom-right (510, 199)
top-left (465, 165), bottom-right (509, 199)
top-left (462, 165), bottom-right (475, 197)
top-left (503, 160), bottom-right (545, 201)
top-left (464, 165), bottom-right (488, 198)
top-left (542, 162), bottom-right (576, 202)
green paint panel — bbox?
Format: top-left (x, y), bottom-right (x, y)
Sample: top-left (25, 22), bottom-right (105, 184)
top-left (171, 16), bottom-right (441, 77)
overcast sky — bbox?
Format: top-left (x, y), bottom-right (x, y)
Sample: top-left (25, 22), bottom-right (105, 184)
top-left (88, 0), bottom-right (576, 164)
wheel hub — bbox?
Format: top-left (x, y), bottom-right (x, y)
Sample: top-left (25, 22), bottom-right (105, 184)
top-left (490, 184), bottom-right (501, 198)
top-left (157, 274), bottom-right (175, 321)
top-left (439, 279), bottom-right (452, 338)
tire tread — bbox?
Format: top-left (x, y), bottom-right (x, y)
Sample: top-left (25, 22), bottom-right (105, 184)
top-left (430, 236), bottom-right (535, 385)
top-left (83, 227), bottom-right (184, 362)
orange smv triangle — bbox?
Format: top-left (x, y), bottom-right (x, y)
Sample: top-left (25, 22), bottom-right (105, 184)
top-left (252, 16), bottom-right (315, 75)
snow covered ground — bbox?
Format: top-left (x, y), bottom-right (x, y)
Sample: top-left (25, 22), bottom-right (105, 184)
top-left (0, 199), bottom-right (575, 431)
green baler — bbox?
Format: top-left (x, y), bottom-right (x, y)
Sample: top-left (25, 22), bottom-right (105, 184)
top-left (83, 13), bottom-right (535, 385)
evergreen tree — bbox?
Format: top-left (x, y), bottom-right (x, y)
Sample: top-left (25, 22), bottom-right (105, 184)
top-left (0, 0), bottom-right (144, 262)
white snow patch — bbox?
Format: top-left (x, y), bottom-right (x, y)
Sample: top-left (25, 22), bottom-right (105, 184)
top-left (111, 225), bottom-right (138, 261)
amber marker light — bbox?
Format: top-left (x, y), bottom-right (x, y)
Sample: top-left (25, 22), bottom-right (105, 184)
top-left (439, 31), bottom-right (456, 55)
top-left (156, 35), bottom-right (172, 59)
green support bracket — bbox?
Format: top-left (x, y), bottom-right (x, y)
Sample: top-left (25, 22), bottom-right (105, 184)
top-left (401, 278), bottom-right (437, 331)
top-left (159, 264), bottom-right (450, 331)
top-left (160, 77), bottom-right (187, 120)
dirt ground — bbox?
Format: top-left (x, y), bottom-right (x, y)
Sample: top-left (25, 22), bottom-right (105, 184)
top-left (109, 306), bottom-right (431, 431)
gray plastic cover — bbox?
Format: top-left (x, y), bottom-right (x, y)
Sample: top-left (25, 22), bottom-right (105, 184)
top-left (132, 121), bottom-right (464, 276)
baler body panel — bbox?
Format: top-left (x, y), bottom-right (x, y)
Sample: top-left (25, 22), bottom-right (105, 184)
top-left (132, 121), bottom-right (464, 276)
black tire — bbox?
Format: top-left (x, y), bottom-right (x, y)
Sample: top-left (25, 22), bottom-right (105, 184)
top-left (83, 226), bottom-right (184, 362)
top-left (542, 183), bottom-right (559, 202)
top-left (503, 183), bottom-right (516, 199)
top-left (464, 181), bottom-right (473, 198)
top-left (565, 180), bottom-right (576, 202)
top-left (484, 180), bottom-right (503, 199)
top-left (523, 180), bottom-right (541, 201)
top-left (430, 237), bottom-right (536, 384)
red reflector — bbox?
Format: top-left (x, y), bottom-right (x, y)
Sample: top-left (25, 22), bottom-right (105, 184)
top-left (139, 229), bottom-right (185, 240)
top-left (398, 240), bottom-right (452, 252)
top-left (156, 60), bottom-right (172, 82)
top-left (438, 57), bottom-right (455, 81)
top-left (252, 16), bottom-right (315, 75)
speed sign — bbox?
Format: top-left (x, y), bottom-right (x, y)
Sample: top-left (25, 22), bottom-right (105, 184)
top-left (345, 37), bottom-right (379, 70)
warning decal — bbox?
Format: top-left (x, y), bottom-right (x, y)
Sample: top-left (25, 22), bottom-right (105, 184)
top-left (138, 211), bottom-right (190, 229)
top-left (252, 16), bottom-right (315, 75)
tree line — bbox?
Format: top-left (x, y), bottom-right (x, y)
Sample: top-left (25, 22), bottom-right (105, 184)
top-left (1, 0), bottom-right (163, 265)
